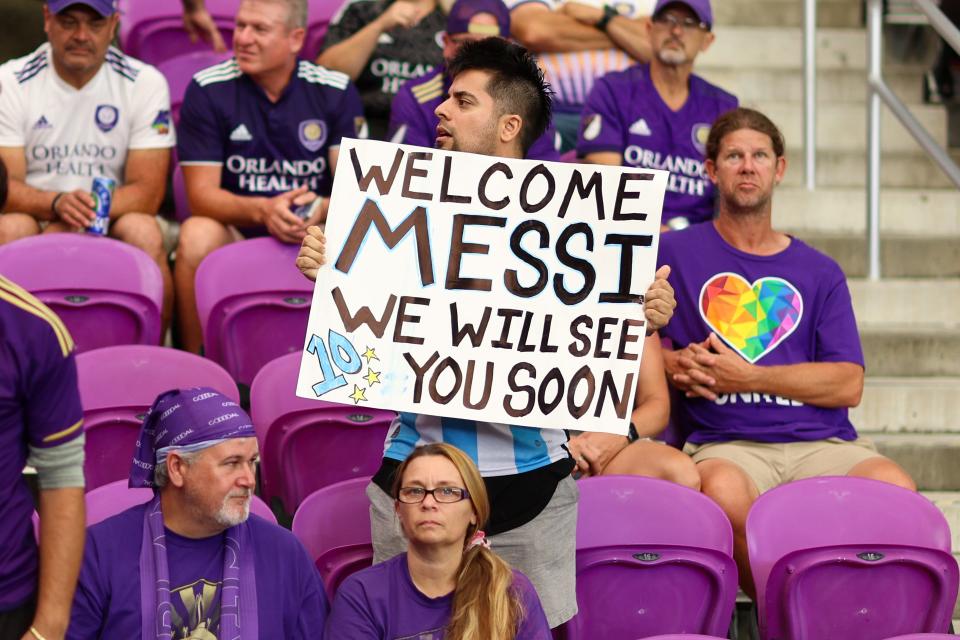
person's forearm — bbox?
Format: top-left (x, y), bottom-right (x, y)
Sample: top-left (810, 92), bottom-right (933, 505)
top-left (111, 182), bottom-right (165, 216)
top-left (745, 361), bottom-right (864, 408)
top-left (5, 179), bottom-right (57, 220)
top-left (630, 394), bottom-right (669, 438)
top-left (512, 11), bottom-right (613, 52)
top-left (606, 17), bottom-right (651, 62)
top-left (33, 487), bottom-right (85, 639)
top-left (188, 185), bottom-right (267, 227)
top-left (316, 20), bottom-right (385, 80)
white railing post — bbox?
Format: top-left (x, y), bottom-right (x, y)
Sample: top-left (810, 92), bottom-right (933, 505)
top-left (803, 0), bottom-right (817, 190)
top-left (866, 0), bottom-right (883, 281)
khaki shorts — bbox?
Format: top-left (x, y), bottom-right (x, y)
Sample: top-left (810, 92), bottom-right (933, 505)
top-left (683, 437), bottom-right (882, 495)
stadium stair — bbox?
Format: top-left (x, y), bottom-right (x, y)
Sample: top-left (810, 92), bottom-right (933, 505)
top-left (703, 0), bottom-right (960, 626)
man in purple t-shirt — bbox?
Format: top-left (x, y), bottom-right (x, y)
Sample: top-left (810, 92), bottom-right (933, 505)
top-left (68, 388), bottom-right (327, 639)
top-left (0, 269), bottom-right (85, 639)
top-left (578, 0), bottom-right (737, 228)
top-left (658, 107), bottom-right (915, 596)
top-left (388, 0), bottom-right (561, 161)
top-left (174, 0), bottom-right (366, 354)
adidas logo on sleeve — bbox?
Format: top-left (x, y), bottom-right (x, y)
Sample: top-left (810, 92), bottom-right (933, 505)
top-left (229, 124), bottom-right (253, 142)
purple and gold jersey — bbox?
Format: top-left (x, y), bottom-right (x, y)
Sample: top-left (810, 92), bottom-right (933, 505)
top-left (389, 67), bottom-right (562, 161)
top-left (0, 275), bottom-right (83, 609)
top-left (177, 59), bottom-right (364, 234)
top-left (577, 64), bottom-right (737, 225)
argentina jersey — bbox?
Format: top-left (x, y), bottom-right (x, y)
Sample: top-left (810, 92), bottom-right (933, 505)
top-left (383, 413), bottom-right (569, 476)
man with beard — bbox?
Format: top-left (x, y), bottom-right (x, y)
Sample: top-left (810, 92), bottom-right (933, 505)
top-left (68, 388), bottom-right (327, 639)
top-left (657, 107), bottom-right (915, 596)
top-left (577, 0), bottom-right (736, 228)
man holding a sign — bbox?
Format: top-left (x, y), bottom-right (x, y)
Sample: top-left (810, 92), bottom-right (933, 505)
top-left (659, 108), bottom-right (915, 596)
top-left (297, 37), bottom-right (675, 627)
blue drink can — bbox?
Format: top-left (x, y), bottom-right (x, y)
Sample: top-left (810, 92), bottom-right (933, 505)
top-left (87, 176), bottom-right (117, 236)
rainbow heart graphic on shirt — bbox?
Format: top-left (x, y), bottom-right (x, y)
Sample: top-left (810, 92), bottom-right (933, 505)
top-left (699, 273), bottom-right (803, 363)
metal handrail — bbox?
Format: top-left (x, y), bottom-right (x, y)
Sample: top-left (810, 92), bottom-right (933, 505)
top-left (866, 0), bottom-right (960, 279)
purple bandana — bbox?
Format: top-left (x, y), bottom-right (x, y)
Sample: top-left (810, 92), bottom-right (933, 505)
top-left (130, 388), bottom-right (259, 639)
top-left (129, 387), bottom-right (255, 489)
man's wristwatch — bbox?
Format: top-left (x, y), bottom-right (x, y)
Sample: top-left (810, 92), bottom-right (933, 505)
top-left (595, 4), bottom-right (618, 32)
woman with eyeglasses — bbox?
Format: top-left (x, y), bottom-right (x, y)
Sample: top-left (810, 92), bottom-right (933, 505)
top-left (324, 443), bottom-right (551, 639)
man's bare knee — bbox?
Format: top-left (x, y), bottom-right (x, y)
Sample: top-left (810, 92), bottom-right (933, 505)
top-left (176, 217), bottom-right (233, 267)
top-left (0, 214), bottom-right (41, 243)
top-left (110, 213), bottom-right (164, 257)
top-left (849, 457), bottom-right (916, 492)
top-left (698, 458), bottom-right (759, 512)
top-left (666, 455), bottom-right (701, 491)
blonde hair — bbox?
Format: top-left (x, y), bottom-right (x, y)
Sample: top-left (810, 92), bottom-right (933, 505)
top-left (394, 443), bottom-right (525, 640)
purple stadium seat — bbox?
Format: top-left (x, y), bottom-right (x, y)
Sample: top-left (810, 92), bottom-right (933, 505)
top-left (77, 345), bottom-right (239, 490)
top-left (291, 477), bottom-right (372, 598)
top-left (195, 238), bottom-right (314, 386)
top-left (303, 0), bottom-right (340, 59)
top-left (172, 163), bottom-right (191, 223)
top-left (156, 51), bottom-right (232, 123)
top-left (884, 636), bottom-right (958, 640)
top-left (117, 0), bottom-right (236, 65)
top-left (643, 636), bottom-right (731, 639)
top-left (250, 352), bottom-right (394, 513)
top-left (0, 235), bottom-right (163, 353)
top-left (747, 477), bottom-right (959, 640)
top-left (561, 476), bottom-right (737, 639)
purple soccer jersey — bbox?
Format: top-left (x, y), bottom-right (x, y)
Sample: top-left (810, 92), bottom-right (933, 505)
top-left (177, 59), bottom-right (365, 235)
top-left (0, 276), bottom-right (83, 609)
top-left (658, 223), bottom-right (864, 444)
top-left (389, 67), bottom-right (561, 161)
top-left (324, 553), bottom-right (551, 639)
top-left (577, 64), bottom-right (738, 225)
top-left (68, 505), bottom-right (328, 639)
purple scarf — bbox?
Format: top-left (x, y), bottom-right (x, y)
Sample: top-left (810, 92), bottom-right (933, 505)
top-left (130, 388), bottom-right (259, 639)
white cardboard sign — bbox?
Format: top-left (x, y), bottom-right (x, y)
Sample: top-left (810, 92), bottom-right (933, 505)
top-left (296, 138), bottom-right (666, 435)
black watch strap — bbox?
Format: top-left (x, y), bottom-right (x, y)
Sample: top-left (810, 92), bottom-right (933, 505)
top-left (595, 4), bottom-right (618, 32)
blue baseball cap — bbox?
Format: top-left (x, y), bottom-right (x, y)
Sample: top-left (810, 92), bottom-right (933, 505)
top-left (47, 0), bottom-right (117, 17)
top-left (653, 0), bottom-right (713, 29)
top-left (446, 0), bottom-right (511, 38)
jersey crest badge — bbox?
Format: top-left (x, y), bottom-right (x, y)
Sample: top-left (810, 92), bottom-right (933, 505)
top-left (691, 122), bottom-right (711, 154)
top-left (299, 119), bottom-right (328, 151)
top-left (151, 110), bottom-right (171, 136)
top-left (95, 104), bottom-right (119, 132)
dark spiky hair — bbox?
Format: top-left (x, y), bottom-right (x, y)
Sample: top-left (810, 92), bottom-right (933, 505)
top-left (447, 38), bottom-right (553, 156)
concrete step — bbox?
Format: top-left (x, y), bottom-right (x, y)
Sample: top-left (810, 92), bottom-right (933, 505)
top-left (754, 101), bottom-right (948, 152)
top-left (714, 0), bottom-right (861, 29)
top-left (773, 188), bottom-right (960, 235)
top-left (861, 328), bottom-right (960, 377)
top-left (798, 233), bottom-right (960, 278)
top-left (867, 434), bottom-right (960, 491)
top-left (782, 149), bottom-right (960, 189)
top-left (850, 279), bottom-right (960, 329)
top-left (852, 377), bottom-right (960, 433)
top-left (698, 67), bottom-right (923, 105)
top-left (925, 491), bottom-right (960, 548)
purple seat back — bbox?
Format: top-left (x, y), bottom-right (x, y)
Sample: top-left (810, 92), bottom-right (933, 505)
top-left (291, 477), bottom-right (372, 598)
top-left (195, 238), bottom-right (313, 385)
top-left (172, 163), bottom-right (190, 222)
top-left (33, 479), bottom-right (276, 539)
top-left (118, 0), bottom-right (236, 65)
top-left (563, 476), bottom-right (737, 638)
top-left (884, 635), bottom-right (959, 639)
top-left (77, 345), bottom-right (239, 490)
top-left (0, 235), bottom-right (163, 353)
top-left (643, 636), bottom-right (731, 640)
top-left (250, 352), bottom-right (394, 513)
top-left (747, 477), bottom-right (959, 640)
top-left (156, 51), bottom-right (232, 123)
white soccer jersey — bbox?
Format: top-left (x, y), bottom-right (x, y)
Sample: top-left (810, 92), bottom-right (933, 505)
top-left (0, 43), bottom-right (175, 192)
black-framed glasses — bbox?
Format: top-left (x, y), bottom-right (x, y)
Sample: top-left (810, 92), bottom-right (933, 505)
top-left (397, 486), bottom-right (471, 504)
top-left (652, 13), bottom-right (709, 32)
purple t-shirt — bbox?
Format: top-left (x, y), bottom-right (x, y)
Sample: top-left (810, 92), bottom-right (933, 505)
top-left (68, 506), bottom-right (328, 639)
top-left (177, 59), bottom-right (364, 236)
top-left (658, 223), bottom-right (864, 443)
top-left (325, 553), bottom-right (551, 639)
top-left (577, 64), bottom-right (738, 225)
top-left (0, 277), bottom-right (83, 609)
top-left (389, 67), bottom-right (561, 162)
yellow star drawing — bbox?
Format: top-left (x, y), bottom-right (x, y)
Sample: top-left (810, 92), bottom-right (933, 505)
top-left (363, 368), bottom-right (381, 386)
top-left (348, 384), bottom-right (367, 404)
top-left (362, 346), bottom-right (378, 364)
